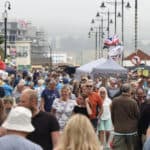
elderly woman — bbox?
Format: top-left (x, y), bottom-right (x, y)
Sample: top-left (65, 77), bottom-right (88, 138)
top-left (98, 87), bottom-right (112, 148)
top-left (51, 85), bottom-right (76, 130)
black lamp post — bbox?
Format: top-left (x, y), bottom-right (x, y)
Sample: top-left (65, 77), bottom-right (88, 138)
top-left (114, 0), bottom-right (117, 34)
top-left (96, 12), bottom-right (102, 58)
top-left (119, 1), bottom-right (131, 65)
top-left (121, 0), bottom-right (124, 44)
top-left (101, 0), bottom-right (117, 34)
top-left (101, 17), bottom-right (104, 57)
top-left (107, 10), bottom-right (110, 38)
top-left (91, 15), bottom-right (106, 58)
top-left (89, 26), bottom-right (98, 60)
top-left (135, 0), bottom-right (138, 52)
top-left (4, 1), bottom-right (11, 61)
top-left (49, 45), bottom-right (53, 72)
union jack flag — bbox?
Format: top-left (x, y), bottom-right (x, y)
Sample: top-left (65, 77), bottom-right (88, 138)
top-left (104, 35), bottom-right (120, 47)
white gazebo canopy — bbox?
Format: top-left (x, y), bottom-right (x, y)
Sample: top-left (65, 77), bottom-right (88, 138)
top-left (75, 58), bottom-right (106, 80)
top-left (92, 58), bottom-right (127, 78)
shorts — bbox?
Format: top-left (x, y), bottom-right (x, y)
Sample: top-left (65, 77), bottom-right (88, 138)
top-left (98, 118), bottom-right (112, 131)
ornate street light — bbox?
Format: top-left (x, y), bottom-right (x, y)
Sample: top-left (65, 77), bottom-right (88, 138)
top-left (110, 19), bottom-right (113, 24)
top-left (135, 0), bottom-right (138, 52)
top-left (100, 0), bottom-right (117, 34)
top-left (90, 19), bottom-right (98, 59)
top-left (3, 1), bottom-right (11, 61)
top-left (126, 2), bottom-right (131, 8)
top-left (100, 2), bottom-right (106, 8)
top-left (48, 45), bottom-right (53, 72)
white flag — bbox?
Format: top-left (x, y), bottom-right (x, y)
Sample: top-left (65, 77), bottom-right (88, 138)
top-left (108, 46), bottom-right (124, 61)
top-left (108, 45), bottom-right (123, 57)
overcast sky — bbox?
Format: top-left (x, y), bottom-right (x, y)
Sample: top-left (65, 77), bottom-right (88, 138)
top-left (0, 0), bottom-right (149, 46)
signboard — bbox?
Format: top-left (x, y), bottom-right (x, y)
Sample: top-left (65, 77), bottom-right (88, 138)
top-left (137, 69), bottom-right (149, 77)
top-left (131, 55), bottom-right (141, 65)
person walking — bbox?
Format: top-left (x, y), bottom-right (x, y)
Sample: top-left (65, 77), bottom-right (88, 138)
top-left (19, 89), bottom-right (60, 150)
top-left (54, 114), bottom-right (101, 150)
top-left (40, 79), bottom-right (59, 112)
top-left (111, 83), bottom-right (140, 150)
top-left (85, 80), bottom-right (103, 130)
top-left (51, 86), bottom-right (76, 130)
top-left (97, 87), bottom-right (112, 148)
top-left (0, 106), bottom-right (43, 150)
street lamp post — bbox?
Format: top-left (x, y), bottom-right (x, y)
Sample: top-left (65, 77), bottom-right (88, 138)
top-left (135, 0), bottom-right (138, 52)
top-left (107, 10), bottom-right (110, 38)
top-left (100, 17), bottom-right (104, 57)
top-left (4, 1), bottom-right (11, 61)
top-left (121, 0), bottom-right (124, 44)
top-left (101, 0), bottom-right (117, 34)
top-left (118, 1), bottom-right (131, 43)
top-left (91, 19), bottom-right (98, 59)
top-left (49, 45), bottom-right (53, 72)
top-left (99, 11), bottom-right (113, 58)
top-left (118, 1), bottom-right (131, 65)
top-left (96, 13), bottom-right (101, 58)
top-left (91, 16), bottom-right (106, 59)
top-left (89, 27), bottom-right (98, 59)
top-left (114, 0), bottom-right (117, 33)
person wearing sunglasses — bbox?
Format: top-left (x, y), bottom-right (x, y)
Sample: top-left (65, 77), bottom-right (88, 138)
top-left (85, 80), bottom-right (103, 130)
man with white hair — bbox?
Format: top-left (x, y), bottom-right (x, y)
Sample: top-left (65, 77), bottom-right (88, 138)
top-left (0, 106), bottom-right (43, 150)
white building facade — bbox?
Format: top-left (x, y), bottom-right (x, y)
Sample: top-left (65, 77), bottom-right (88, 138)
top-left (15, 41), bottom-right (32, 66)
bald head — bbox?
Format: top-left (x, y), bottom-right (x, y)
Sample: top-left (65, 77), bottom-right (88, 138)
top-left (19, 89), bottom-right (38, 112)
top-left (22, 89), bottom-right (38, 102)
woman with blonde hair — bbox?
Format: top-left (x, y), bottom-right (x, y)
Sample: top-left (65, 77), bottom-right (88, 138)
top-left (98, 87), bottom-right (112, 148)
top-left (55, 114), bottom-right (101, 150)
top-left (52, 85), bottom-right (76, 130)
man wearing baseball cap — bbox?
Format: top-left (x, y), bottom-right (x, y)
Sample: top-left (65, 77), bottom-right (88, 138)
top-left (0, 106), bottom-right (43, 150)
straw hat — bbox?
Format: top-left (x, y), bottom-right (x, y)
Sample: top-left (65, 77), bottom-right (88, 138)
top-left (2, 106), bottom-right (34, 132)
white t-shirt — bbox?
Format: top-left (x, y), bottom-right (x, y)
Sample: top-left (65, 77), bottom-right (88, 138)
top-left (52, 98), bottom-right (76, 130)
top-left (101, 97), bottom-right (112, 120)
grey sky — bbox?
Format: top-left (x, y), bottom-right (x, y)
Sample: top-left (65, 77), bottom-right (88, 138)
top-left (0, 0), bottom-right (149, 49)
top-left (4, 0), bottom-right (98, 35)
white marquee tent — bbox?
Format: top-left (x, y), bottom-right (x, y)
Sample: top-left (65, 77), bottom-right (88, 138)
top-left (75, 58), bottom-right (106, 79)
top-left (92, 58), bottom-right (127, 78)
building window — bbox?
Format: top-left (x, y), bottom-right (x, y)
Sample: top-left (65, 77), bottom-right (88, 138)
top-left (16, 46), bottom-right (28, 57)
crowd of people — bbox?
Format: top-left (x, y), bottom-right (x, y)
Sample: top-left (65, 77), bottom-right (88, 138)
top-left (0, 68), bottom-right (150, 150)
